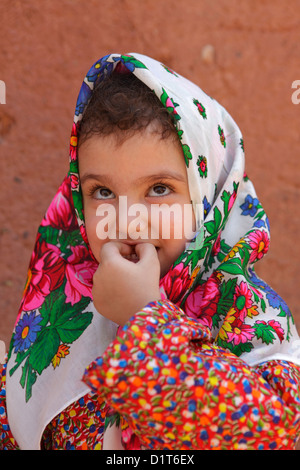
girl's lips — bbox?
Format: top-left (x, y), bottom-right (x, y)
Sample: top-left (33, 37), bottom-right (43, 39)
top-left (121, 244), bottom-right (159, 262)
top-left (122, 243), bottom-right (139, 263)
top-left (123, 252), bottom-right (139, 263)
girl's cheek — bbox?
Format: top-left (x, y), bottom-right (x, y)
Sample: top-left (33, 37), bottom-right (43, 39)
top-left (164, 215), bottom-right (196, 241)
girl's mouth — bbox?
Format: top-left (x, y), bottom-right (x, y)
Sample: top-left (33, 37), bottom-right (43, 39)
top-left (122, 244), bottom-right (139, 263)
top-left (123, 250), bottom-right (139, 263)
top-left (122, 244), bottom-right (159, 263)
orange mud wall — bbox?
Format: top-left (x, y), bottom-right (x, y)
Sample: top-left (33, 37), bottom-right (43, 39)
top-left (1, 1), bottom-right (300, 354)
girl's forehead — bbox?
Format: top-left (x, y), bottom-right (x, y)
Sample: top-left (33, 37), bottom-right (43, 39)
top-left (78, 130), bottom-right (187, 178)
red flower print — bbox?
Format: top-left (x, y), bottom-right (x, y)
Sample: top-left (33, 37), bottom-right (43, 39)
top-left (227, 322), bottom-right (255, 346)
top-left (185, 272), bottom-right (221, 328)
top-left (193, 99), bottom-right (207, 119)
top-left (197, 155), bottom-right (207, 178)
top-left (234, 281), bottom-right (256, 321)
top-left (70, 173), bottom-right (80, 191)
top-left (42, 177), bottom-right (77, 231)
top-left (248, 230), bottom-right (270, 263)
top-left (23, 237), bottom-right (65, 311)
top-left (70, 122), bottom-right (78, 162)
top-left (256, 320), bottom-right (285, 343)
top-left (161, 262), bottom-right (190, 305)
top-left (65, 245), bottom-right (97, 305)
top-left (121, 427), bottom-right (141, 450)
top-left (268, 320), bottom-right (285, 342)
top-left (211, 233), bottom-right (221, 257)
top-left (79, 224), bottom-right (90, 248)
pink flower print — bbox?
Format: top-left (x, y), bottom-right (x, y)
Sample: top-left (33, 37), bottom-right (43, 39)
top-left (226, 322), bottom-right (255, 346)
top-left (121, 427), bottom-right (141, 450)
top-left (228, 188), bottom-right (237, 212)
top-left (161, 262), bottom-right (190, 305)
top-left (65, 245), bottom-right (97, 305)
top-left (70, 173), bottom-right (80, 191)
top-left (165, 96), bottom-right (180, 120)
top-left (193, 99), bottom-right (207, 119)
top-left (42, 177), bottom-right (77, 231)
top-left (160, 89), bottom-right (181, 121)
top-left (79, 224), bottom-right (91, 248)
top-left (248, 230), bottom-right (270, 263)
top-left (23, 237), bottom-right (65, 311)
top-left (268, 320), bottom-right (285, 342)
top-left (234, 281), bottom-right (255, 321)
top-left (211, 233), bottom-right (221, 257)
top-left (185, 273), bottom-right (221, 328)
top-left (184, 285), bottom-right (204, 320)
top-left (256, 320), bottom-right (285, 343)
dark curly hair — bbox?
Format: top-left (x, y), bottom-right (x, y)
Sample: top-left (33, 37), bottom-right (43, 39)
top-left (78, 68), bottom-right (179, 147)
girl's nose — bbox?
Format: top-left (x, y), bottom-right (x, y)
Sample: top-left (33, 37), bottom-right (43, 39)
top-left (117, 196), bottom-right (150, 240)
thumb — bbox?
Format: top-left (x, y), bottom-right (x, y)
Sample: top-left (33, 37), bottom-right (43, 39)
top-left (135, 243), bottom-right (159, 266)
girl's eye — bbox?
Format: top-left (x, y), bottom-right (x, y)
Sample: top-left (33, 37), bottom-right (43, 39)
top-left (148, 184), bottom-right (172, 197)
top-left (92, 187), bottom-right (115, 200)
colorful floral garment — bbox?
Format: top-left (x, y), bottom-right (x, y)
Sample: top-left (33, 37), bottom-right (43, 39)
top-left (1, 53), bottom-right (299, 449)
top-left (83, 300), bottom-right (300, 450)
top-left (1, 304), bottom-right (300, 450)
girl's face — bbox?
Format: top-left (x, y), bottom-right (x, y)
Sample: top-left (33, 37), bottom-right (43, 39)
top-left (79, 128), bottom-right (195, 277)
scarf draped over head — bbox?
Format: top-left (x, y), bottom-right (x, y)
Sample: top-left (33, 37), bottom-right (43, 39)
top-left (6, 53), bottom-right (300, 449)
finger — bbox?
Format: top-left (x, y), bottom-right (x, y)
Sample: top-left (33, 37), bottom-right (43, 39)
top-left (135, 243), bottom-right (158, 264)
top-left (100, 241), bottom-right (133, 262)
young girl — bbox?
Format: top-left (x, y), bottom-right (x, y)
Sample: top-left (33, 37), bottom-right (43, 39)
top-left (1, 53), bottom-right (299, 450)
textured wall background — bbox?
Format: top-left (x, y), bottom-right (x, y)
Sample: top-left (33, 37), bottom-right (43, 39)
top-left (1, 0), bottom-right (300, 354)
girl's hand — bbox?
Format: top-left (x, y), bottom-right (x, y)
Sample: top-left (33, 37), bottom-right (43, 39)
top-left (92, 242), bottom-right (161, 326)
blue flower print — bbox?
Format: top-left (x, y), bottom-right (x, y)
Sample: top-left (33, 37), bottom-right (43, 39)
top-left (254, 219), bottom-right (265, 228)
top-left (113, 56), bottom-right (135, 73)
top-left (86, 55), bottom-right (114, 83)
top-left (112, 55), bottom-right (147, 72)
top-left (13, 311), bottom-right (42, 353)
top-left (240, 195), bottom-right (259, 217)
top-left (75, 82), bottom-right (92, 116)
top-left (203, 196), bottom-right (211, 219)
top-left (248, 269), bottom-right (291, 317)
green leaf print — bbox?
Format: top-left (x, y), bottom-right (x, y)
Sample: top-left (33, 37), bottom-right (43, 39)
top-left (10, 283), bottom-right (93, 401)
top-left (120, 55), bottom-right (147, 69)
top-left (177, 130), bottom-right (192, 167)
top-left (29, 328), bottom-right (61, 375)
top-left (56, 312), bottom-right (93, 343)
top-left (20, 360), bottom-right (37, 402)
top-left (160, 88), bottom-right (181, 121)
top-left (182, 144), bottom-right (193, 167)
top-left (253, 322), bottom-right (276, 345)
top-left (215, 279), bottom-right (237, 321)
top-left (218, 259), bottom-right (244, 276)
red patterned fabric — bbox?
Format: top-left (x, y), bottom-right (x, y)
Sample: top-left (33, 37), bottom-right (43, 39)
top-left (1, 301), bottom-right (299, 450)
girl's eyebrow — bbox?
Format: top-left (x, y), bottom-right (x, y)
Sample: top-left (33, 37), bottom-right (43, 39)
top-left (80, 173), bottom-right (114, 186)
top-left (80, 171), bottom-right (186, 186)
top-left (136, 172), bottom-right (186, 184)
